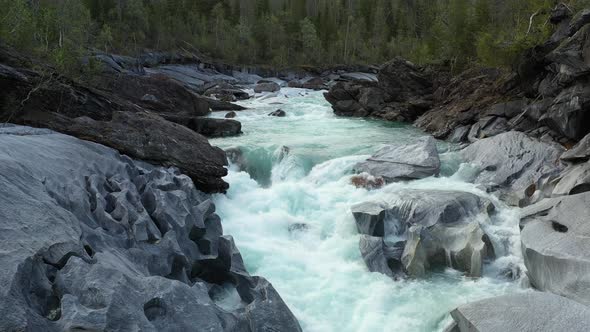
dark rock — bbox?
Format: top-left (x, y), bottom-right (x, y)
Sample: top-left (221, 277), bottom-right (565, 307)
top-left (448, 292), bottom-right (590, 332)
top-left (484, 100), bottom-right (527, 118)
top-left (461, 132), bottom-right (564, 206)
top-left (521, 193), bottom-right (590, 305)
top-left (0, 45), bottom-right (229, 193)
top-left (205, 84), bottom-right (250, 101)
top-left (0, 125), bottom-right (302, 331)
top-left (161, 116), bottom-right (242, 138)
top-left (378, 58), bottom-right (433, 101)
top-left (352, 190), bottom-right (494, 277)
top-left (268, 109), bottom-right (286, 117)
top-left (561, 132), bottom-right (590, 161)
top-left (541, 84), bottom-right (590, 140)
top-left (225, 111), bottom-right (237, 119)
top-left (254, 82), bottom-right (280, 93)
top-left (448, 125), bottom-right (470, 143)
top-left (354, 136), bottom-right (440, 182)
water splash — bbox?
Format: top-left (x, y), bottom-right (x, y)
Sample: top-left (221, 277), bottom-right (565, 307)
top-left (211, 89), bottom-right (525, 332)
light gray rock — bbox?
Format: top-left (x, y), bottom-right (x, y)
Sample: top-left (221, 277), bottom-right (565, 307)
top-left (461, 131), bottom-right (564, 206)
top-left (448, 125), bottom-right (470, 143)
top-left (0, 125), bottom-right (301, 332)
top-left (448, 292), bottom-right (590, 332)
top-left (552, 161), bottom-right (590, 196)
top-left (561, 133), bottom-right (590, 162)
top-left (254, 82), bottom-right (281, 93)
top-left (352, 190), bottom-right (494, 277)
top-left (354, 136), bottom-right (441, 182)
top-left (521, 192), bottom-right (590, 306)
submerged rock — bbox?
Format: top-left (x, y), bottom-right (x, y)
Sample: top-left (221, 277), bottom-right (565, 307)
top-left (461, 131), bottom-right (564, 206)
top-left (268, 109), bottom-right (286, 117)
top-left (447, 292), bottom-right (590, 332)
top-left (225, 111), bottom-right (237, 119)
top-left (520, 193), bottom-right (590, 306)
top-left (350, 173), bottom-right (385, 190)
top-left (354, 136), bottom-right (440, 183)
top-left (352, 190), bottom-right (494, 277)
top-left (0, 125), bottom-right (301, 332)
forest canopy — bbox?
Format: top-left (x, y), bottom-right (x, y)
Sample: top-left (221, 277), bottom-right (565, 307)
top-left (2, 0), bottom-right (590, 71)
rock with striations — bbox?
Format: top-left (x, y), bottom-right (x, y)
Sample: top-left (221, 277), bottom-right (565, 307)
top-left (254, 82), bottom-right (280, 93)
top-left (446, 292), bottom-right (590, 332)
top-left (520, 192), bottom-right (590, 306)
top-left (561, 132), bottom-right (590, 162)
top-left (540, 85), bottom-right (590, 140)
top-left (0, 125), bottom-right (302, 332)
top-left (0, 44), bottom-right (229, 193)
top-left (359, 235), bottom-right (405, 277)
top-left (352, 190), bottom-right (495, 278)
top-left (354, 136), bottom-right (440, 183)
top-left (160, 115), bottom-right (242, 138)
top-left (552, 161), bottom-right (590, 196)
top-left (461, 131), bottom-right (564, 206)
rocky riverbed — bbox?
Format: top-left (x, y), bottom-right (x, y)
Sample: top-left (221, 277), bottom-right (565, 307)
top-left (1, 3), bottom-right (590, 331)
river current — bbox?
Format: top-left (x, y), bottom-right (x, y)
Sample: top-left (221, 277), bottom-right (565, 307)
top-left (209, 88), bottom-right (525, 332)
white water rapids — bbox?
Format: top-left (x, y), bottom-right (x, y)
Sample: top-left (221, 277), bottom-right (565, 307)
top-left (209, 88), bottom-right (526, 332)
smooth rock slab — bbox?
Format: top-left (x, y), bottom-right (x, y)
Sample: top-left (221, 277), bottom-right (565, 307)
top-left (448, 292), bottom-right (590, 332)
top-left (354, 136), bottom-right (441, 182)
top-left (552, 161), bottom-right (590, 196)
top-left (520, 193), bottom-right (590, 306)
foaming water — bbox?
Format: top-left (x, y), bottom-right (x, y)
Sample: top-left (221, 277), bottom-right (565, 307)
top-left (210, 89), bottom-right (525, 332)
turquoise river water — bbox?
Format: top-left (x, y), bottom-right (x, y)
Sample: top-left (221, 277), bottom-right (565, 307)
top-left (209, 88), bottom-right (526, 332)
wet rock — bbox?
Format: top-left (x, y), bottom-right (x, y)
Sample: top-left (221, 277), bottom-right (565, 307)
top-left (359, 235), bottom-right (405, 277)
top-left (225, 111), bottom-right (237, 119)
top-left (447, 292), bottom-right (590, 332)
top-left (254, 82), bottom-right (280, 93)
top-left (352, 190), bottom-right (494, 277)
top-left (461, 132), bottom-right (564, 206)
top-left (520, 193), bottom-right (590, 305)
top-left (354, 136), bottom-right (440, 183)
top-left (350, 173), bottom-right (385, 190)
top-left (561, 133), bottom-right (590, 162)
top-left (0, 126), bottom-right (301, 331)
top-left (268, 109), bottom-right (286, 117)
top-left (204, 84), bottom-right (250, 101)
top-left (448, 125), bottom-right (470, 143)
top-left (225, 147), bottom-right (246, 170)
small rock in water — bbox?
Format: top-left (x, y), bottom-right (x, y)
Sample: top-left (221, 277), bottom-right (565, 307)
top-left (288, 223), bottom-right (309, 233)
top-left (225, 111), bottom-right (237, 118)
top-left (269, 109), bottom-right (286, 117)
top-left (350, 173), bottom-right (385, 189)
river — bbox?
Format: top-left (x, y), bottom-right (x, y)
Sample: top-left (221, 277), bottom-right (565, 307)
top-left (209, 88), bottom-right (525, 332)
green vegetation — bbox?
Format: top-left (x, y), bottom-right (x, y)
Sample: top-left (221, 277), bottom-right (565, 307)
top-left (2, 0), bottom-right (590, 72)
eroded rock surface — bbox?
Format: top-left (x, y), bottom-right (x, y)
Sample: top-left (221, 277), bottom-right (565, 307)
top-left (354, 136), bottom-right (440, 182)
top-left (352, 190), bottom-right (494, 278)
top-left (0, 125), bottom-right (301, 332)
top-left (461, 132), bottom-right (564, 206)
top-left (520, 193), bottom-right (590, 306)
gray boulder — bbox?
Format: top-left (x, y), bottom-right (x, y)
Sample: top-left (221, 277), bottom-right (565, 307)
top-left (354, 136), bottom-right (440, 182)
top-left (352, 190), bottom-right (494, 277)
top-left (359, 235), bottom-right (404, 277)
top-left (552, 162), bottom-right (590, 196)
top-left (541, 84), bottom-right (590, 140)
top-left (521, 193), bottom-right (590, 306)
top-left (0, 126), bottom-right (301, 332)
top-left (461, 131), bottom-right (564, 206)
top-left (254, 82), bottom-right (280, 93)
top-left (447, 292), bottom-right (590, 332)
top-left (562, 132), bottom-right (590, 162)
